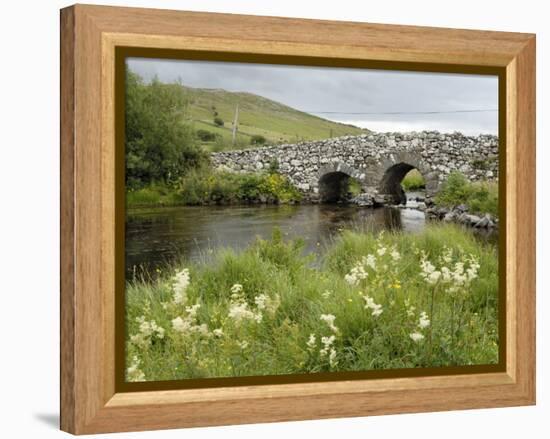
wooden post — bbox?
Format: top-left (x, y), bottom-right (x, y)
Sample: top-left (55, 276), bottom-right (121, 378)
top-left (232, 103), bottom-right (239, 146)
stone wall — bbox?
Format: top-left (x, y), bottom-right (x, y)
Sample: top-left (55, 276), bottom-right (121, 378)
top-left (211, 131), bottom-right (499, 202)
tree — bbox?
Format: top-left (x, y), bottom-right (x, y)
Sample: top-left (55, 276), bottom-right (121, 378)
top-left (213, 116), bottom-right (224, 127)
top-left (125, 70), bottom-right (208, 189)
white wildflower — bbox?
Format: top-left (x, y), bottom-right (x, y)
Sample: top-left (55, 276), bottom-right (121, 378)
top-left (441, 247), bottom-right (453, 264)
top-left (172, 268), bottom-right (190, 304)
top-left (345, 262), bottom-right (368, 286)
top-left (185, 303), bottom-right (201, 318)
top-left (363, 295), bottom-right (383, 317)
top-left (230, 283), bottom-right (243, 294)
top-left (362, 254), bottom-right (377, 270)
top-left (344, 273), bottom-right (358, 286)
top-left (320, 335), bottom-right (336, 357)
top-left (127, 356), bottom-right (145, 382)
top-left (213, 328), bottom-right (224, 337)
top-left (329, 348), bottom-right (338, 367)
top-left (172, 316), bottom-right (191, 333)
top-left (371, 306), bottom-right (383, 317)
top-left (410, 332), bottom-right (425, 342)
top-left (322, 290), bottom-right (332, 299)
top-left (193, 323), bottom-right (210, 336)
top-left (130, 317), bottom-right (165, 346)
top-left (390, 249), bottom-right (401, 261)
top-left (420, 258), bottom-right (436, 275)
top-left (228, 302), bottom-right (257, 323)
top-left (254, 294), bottom-right (268, 310)
top-left (237, 340), bottom-right (249, 350)
top-left (377, 246), bottom-right (387, 256)
top-left (129, 333), bottom-right (148, 348)
top-left (427, 270), bottom-right (442, 285)
top-left (306, 333), bottom-right (317, 350)
top-left (320, 314), bottom-right (338, 333)
top-left (418, 311), bottom-right (430, 329)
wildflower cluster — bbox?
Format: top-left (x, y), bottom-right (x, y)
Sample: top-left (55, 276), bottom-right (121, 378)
top-left (127, 355), bottom-right (145, 382)
top-left (320, 313), bottom-right (339, 333)
top-left (130, 316), bottom-right (165, 348)
top-left (344, 238), bottom-right (402, 287)
top-left (171, 303), bottom-right (210, 337)
top-left (409, 311), bottom-right (431, 342)
top-left (307, 313), bottom-right (339, 368)
top-left (227, 284), bottom-right (280, 324)
top-left (172, 268), bottom-right (190, 304)
top-left (362, 294), bottom-right (383, 317)
top-left (126, 225), bottom-right (496, 381)
top-left (420, 248), bottom-right (480, 293)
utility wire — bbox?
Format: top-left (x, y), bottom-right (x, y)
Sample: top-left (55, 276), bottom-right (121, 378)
top-left (302, 109), bottom-right (498, 115)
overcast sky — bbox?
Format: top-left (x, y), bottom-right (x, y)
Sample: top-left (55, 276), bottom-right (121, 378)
top-left (128, 58), bottom-right (498, 135)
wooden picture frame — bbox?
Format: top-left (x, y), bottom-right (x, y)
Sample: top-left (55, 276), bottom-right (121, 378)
top-left (60, 4), bottom-right (536, 434)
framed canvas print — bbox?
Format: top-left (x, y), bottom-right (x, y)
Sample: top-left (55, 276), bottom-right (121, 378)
top-left (60, 4), bottom-right (536, 435)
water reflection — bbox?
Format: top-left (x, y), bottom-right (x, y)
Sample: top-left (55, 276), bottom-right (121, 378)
top-left (125, 202), bottom-right (430, 276)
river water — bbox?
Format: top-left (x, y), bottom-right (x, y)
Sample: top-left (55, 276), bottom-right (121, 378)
top-left (126, 196), bottom-right (433, 276)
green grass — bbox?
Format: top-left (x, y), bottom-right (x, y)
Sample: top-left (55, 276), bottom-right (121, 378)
top-left (126, 170), bottom-right (302, 208)
top-left (401, 169), bottom-right (426, 191)
top-left (177, 169), bottom-right (302, 205)
top-left (435, 172), bottom-right (498, 216)
top-left (126, 183), bottom-right (184, 207)
top-left (125, 224), bottom-right (498, 382)
top-left (178, 85), bottom-right (367, 150)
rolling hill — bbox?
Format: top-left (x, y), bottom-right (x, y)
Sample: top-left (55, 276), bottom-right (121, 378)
top-left (178, 85), bottom-right (368, 151)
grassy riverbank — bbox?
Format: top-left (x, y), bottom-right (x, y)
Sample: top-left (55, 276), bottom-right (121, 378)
top-left (126, 170), bottom-right (302, 208)
top-left (126, 224), bottom-right (498, 382)
top-left (434, 172), bottom-right (498, 217)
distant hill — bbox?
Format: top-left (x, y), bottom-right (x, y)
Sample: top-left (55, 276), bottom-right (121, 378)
top-left (178, 85), bottom-right (368, 151)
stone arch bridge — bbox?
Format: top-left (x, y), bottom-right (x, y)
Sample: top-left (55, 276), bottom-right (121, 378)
top-left (211, 132), bottom-right (499, 204)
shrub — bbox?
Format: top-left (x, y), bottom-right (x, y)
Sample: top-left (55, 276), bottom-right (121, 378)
top-left (177, 169), bottom-right (302, 205)
top-left (347, 177), bottom-right (362, 197)
top-left (126, 183), bottom-right (182, 207)
top-left (213, 116), bottom-right (224, 127)
top-left (125, 70), bottom-right (208, 189)
top-left (196, 129), bottom-right (218, 142)
top-left (268, 159), bottom-right (279, 174)
top-left (401, 169), bottom-right (426, 191)
top-left (435, 171), bottom-right (498, 216)
top-left (250, 135), bottom-right (267, 145)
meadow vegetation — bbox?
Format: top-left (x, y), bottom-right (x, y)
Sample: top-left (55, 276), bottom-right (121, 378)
top-left (435, 172), bottom-right (498, 216)
top-left (127, 170), bottom-right (302, 208)
top-left (401, 169), bottom-right (426, 191)
top-left (126, 224), bottom-right (498, 382)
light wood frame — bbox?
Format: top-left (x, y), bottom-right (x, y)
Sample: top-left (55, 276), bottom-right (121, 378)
top-left (60, 4), bottom-right (536, 434)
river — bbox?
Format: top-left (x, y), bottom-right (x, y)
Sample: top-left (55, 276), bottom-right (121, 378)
top-left (126, 195), bottom-right (434, 275)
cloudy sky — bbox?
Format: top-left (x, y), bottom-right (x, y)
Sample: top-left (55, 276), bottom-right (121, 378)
top-left (128, 58), bottom-right (498, 135)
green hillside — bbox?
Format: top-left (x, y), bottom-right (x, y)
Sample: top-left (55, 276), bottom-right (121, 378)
top-left (178, 86), bottom-right (367, 151)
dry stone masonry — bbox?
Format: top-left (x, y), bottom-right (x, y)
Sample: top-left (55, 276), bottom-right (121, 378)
top-left (211, 131), bottom-right (499, 205)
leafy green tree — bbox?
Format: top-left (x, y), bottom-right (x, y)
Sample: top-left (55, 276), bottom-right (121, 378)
top-left (125, 70), bottom-right (208, 189)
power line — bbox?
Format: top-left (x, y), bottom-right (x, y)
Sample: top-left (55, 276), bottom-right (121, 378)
top-left (302, 109), bottom-right (498, 116)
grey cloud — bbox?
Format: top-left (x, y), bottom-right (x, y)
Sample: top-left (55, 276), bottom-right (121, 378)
top-left (127, 58), bottom-right (498, 135)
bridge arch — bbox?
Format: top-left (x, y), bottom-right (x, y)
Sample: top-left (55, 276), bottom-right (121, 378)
top-left (378, 152), bottom-right (439, 204)
top-left (318, 162), bottom-right (365, 203)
